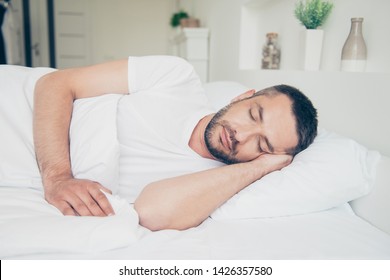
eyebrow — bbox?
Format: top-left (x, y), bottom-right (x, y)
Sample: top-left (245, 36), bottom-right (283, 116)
top-left (257, 104), bottom-right (275, 153)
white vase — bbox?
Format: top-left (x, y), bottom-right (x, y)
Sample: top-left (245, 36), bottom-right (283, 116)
top-left (340, 18), bottom-right (367, 72)
top-left (302, 29), bottom-right (324, 71)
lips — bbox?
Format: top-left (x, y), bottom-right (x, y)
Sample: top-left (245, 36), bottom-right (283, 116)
top-left (221, 126), bottom-right (232, 151)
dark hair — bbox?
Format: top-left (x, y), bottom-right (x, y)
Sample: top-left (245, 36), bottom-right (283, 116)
top-left (254, 84), bottom-right (318, 155)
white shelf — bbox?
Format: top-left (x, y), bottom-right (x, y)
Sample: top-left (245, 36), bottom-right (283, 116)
top-left (238, 0), bottom-right (390, 73)
top-left (239, 0), bottom-right (301, 71)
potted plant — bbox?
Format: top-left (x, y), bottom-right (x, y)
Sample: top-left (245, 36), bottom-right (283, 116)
top-left (170, 10), bottom-right (189, 28)
top-left (170, 10), bottom-right (200, 29)
top-left (294, 0), bottom-right (334, 70)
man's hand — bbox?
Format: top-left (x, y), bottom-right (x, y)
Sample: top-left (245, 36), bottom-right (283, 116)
top-left (251, 153), bottom-right (293, 179)
top-left (44, 178), bottom-right (115, 217)
top-left (33, 61), bottom-right (129, 217)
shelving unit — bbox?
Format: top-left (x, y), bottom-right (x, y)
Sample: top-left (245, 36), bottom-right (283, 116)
top-left (239, 0), bottom-right (390, 73)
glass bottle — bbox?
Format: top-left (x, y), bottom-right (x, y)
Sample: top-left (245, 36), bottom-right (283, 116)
top-left (262, 33), bottom-right (281, 70)
top-left (341, 18), bottom-right (367, 72)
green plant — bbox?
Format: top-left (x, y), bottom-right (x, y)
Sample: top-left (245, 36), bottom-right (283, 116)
top-left (170, 10), bottom-right (189, 27)
top-left (294, 0), bottom-right (334, 29)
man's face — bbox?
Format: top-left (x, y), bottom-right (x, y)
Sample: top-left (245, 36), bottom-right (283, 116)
top-left (204, 93), bottom-right (299, 164)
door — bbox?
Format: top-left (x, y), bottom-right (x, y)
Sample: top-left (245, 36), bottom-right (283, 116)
top-left (52, 0), bottom-right (91, 69)
top-left (29, 0), bottom-right (49, 67)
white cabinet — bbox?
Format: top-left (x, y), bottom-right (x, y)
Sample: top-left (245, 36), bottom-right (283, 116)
top-left (173, 28), bottom-right (209, 83)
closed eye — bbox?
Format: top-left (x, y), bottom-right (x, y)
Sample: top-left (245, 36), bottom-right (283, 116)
top-left (257, 143), bottom-right (265, 154)
top-left (258, 139), bottom-right (271, 155)
top-left (257, 137), bottom-right (269, 154)
top-left (249, 107), bottom-right (257, 121)
top-left (249, 108), bottom-right (256, 121)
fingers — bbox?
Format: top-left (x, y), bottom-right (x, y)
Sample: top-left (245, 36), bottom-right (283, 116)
top-left (231, 89), bottom-right (256, 103)
top-left (71, 182), bottom-right (115, 217)
top-left (271, 154), bottom-right (293, 169)
top-left (88, 186), bottom-right (115, 216)
top-left (253, 153), bottom-right (293, 177)
top-left (54, 200), bottom-right (77, 216)
top-left (277, 154), bottom-right (293, 167)
top-left (99, 185), bottom-right (112, 194)
top-left (44, 178), bottom-right (115, 217)
top-left (69, 193), bottom-right (99, 216)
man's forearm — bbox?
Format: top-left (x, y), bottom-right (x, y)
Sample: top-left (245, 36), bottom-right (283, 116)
top-left (134, 161), bottom-right (260, 231)
top-left (34, 60), bottom-right (129, 182)
top-left (134, 154), bottom-right (292, 231)
top-left (33, 72), bottom-right (74, 185)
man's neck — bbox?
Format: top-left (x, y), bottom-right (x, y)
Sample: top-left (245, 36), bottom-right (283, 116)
top-left (188, 114), bottom-right (215, 160)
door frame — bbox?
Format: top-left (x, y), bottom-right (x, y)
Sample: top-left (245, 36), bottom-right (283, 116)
top-left (47, 0), bottom-right (55, 67)
top-left (22, 0), bottom-right (31, 66)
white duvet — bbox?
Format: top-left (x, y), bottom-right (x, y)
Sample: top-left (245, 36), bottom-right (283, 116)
top-left (0, 187), bottom-right (147, 258)
top-left (1, 185), bottom-right (390, 259)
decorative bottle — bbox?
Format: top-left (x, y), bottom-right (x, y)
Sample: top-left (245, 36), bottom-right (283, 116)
top-left (341, 18), bottom-right (367, 72)
top-left (262, 33), bottom-right (281, 70)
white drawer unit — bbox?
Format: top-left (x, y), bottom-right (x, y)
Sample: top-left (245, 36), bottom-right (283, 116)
top-left (173, 28), bottom-right (209, 83)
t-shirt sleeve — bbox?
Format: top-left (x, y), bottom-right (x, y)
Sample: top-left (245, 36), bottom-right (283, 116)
top-left (127, 55), bottom-right (201, 94)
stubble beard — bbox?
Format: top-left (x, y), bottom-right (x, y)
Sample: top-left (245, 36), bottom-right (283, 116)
top-left (204, 104), bottom-right (240, 165)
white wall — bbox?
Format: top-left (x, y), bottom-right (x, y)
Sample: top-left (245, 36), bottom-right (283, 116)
top-left (185, 0), bottom-right (245, 81)
top-left (31, 0), bottom-right (390, 72)
top-left (88, 0), bottom-right (175, 63)
top-left (190, 0), bottom-right (390, 79)
top-left (189, 0), bottom-right (390, 156)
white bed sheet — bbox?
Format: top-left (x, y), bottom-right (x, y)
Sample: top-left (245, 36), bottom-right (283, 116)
top-left (1, 186), bottom-right (389, 260)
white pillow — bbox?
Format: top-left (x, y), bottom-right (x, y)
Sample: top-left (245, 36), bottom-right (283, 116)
top-left (0, 65), bottom-right (120, 193)
top-left (203, 80), bottom-right (249, 110)
top-left (70, 94), bottom-right (122, 193)
top-left (203, 81), bottom-right (381, 219)
top-left (0, 66), bottom-right (55, 188)
top-left (211, 129), bottom-right (380, 219)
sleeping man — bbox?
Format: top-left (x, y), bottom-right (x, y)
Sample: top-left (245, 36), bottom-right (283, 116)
top-left (33, 55), bottom-right (318, 231)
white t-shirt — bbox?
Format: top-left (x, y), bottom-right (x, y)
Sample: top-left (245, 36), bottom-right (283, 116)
top-left (117, 56), bottom-right (224, 202)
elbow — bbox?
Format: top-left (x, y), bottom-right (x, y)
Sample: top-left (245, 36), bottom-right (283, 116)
top-left (134, 202), bottom-right (169, 231)
top-left (34, 71), bottom-right (56, 94)
top-left (134, 201), bottom-right (199, 231)
top-left (34, 70), bottom-right (75, 101)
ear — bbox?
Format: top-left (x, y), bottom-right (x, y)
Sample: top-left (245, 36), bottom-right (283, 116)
top-left (230, 89), bottom-right (256, 103)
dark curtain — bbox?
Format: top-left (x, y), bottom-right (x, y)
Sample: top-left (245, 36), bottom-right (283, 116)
top-left (0, 3), bottom-right (6, 64)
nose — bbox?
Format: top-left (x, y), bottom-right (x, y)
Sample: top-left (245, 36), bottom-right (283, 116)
top-left (234, 123), bottom-right (260, 143)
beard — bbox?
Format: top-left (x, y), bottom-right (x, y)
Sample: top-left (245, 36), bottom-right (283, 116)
top-left (204, 104), bottom-right (241, 165)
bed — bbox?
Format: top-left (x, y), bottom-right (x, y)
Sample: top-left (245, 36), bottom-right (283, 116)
top-left (1, 64), bottom-right (390, 260)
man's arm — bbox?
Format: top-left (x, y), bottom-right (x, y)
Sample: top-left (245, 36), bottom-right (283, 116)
top-left (134, 154), bottom-right (292, 231)
top-left (33, 59), bottom-right (129, 216)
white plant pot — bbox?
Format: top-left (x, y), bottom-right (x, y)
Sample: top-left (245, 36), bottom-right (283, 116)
top-left (302, 29), bottom-right (324, 71)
